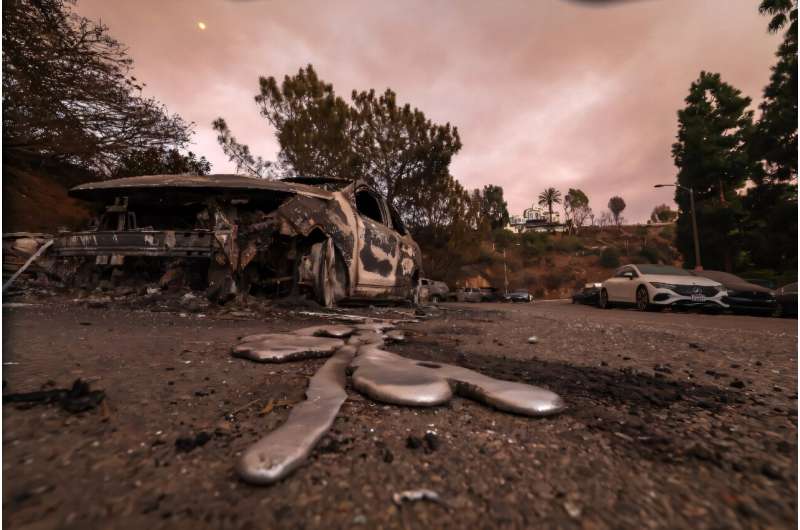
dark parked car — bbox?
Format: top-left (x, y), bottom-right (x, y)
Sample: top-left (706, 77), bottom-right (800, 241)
top-left (745, 278), bottom-right (777, 290)
top-left (480, 287), bottom-right (503, 302)
top-left (505, 290), bottom-right (533, 303)
top-left (572, 283), bottom-right (601, 305)
top-left (692, 270), bottom-right (777, 315)
top-left (775, 283), bottom-right (797, 317)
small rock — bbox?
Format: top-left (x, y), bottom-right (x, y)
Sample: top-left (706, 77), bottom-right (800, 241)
top-left (563, 500), bottom-right (582, 518)
top-left (527, 336), bottom-right (538, 344)
top-left (729, 380), bottom-right (746, 389)
top-left (405, 436), bottom-right (423, 450)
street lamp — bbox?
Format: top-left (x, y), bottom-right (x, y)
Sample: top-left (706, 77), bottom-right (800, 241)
top-left (654, 183), bottom-right (702, 271)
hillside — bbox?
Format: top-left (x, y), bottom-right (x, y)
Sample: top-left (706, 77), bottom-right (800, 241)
top-left (440, 224), bottom-right (681, 299)
top-left (3, 166), bottom-right (93, 233)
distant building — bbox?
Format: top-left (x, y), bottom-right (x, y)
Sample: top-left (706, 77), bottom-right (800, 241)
top-left (505, 204), bottom-right (566, 233)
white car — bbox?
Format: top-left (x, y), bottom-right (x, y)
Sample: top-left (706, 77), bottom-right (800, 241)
top-left (598, 264), bottom-right (729, 311)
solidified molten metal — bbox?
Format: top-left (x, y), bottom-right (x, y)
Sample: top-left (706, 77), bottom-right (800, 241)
top-left (233, 319), bottom-right (565, 485)
top-left (236, 346), bottom-right (355, 485)
top-left (232, 334), bottom-right (344, 362)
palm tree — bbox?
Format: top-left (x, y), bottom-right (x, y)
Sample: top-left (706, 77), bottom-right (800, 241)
top-left (538, 188), bottom-right (562, 224)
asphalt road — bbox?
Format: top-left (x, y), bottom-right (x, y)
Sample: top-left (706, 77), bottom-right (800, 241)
top-left (2, 293), bottom-right (797, 529)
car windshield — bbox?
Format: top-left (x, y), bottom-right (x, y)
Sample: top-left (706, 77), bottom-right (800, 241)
top-left (636, 264), bottom-right (693, 276)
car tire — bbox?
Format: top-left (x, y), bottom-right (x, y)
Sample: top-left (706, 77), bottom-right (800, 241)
top-left (599, 288), bottom-right (612, 309)
top-left (636, 286), bottom-right (650, 312)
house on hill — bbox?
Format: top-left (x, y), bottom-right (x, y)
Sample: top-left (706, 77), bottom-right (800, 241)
top-left (506, 205), bottom-right (566, 233)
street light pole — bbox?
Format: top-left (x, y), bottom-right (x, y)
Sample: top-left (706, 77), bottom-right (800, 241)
top-left (654, 183), bottom-right (702, 271)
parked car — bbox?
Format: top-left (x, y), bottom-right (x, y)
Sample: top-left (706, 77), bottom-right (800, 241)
top-left (598, 264), bottom-right (728, 312)
top-left (692, 270), bottom-right (777, 315)
top-left (775, 282), bottom-right (797, 317)
top-left (418, 278), bottom-right (449, 303)
top-left (572, 283), bottom-right (601, 305)
top-left (745, 278), bottom-right (777, 290)
top-left (505, 290), bottom-right (533, 303)
top-left (53, 174), bottom-right (423, 306)
top-left (456, 287), bottom-right (483, 303)
top-left (480, 287), bottom-right (503, 302)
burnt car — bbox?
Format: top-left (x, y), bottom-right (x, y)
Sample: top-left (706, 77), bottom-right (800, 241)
top-left (53, 174), bottom-right (423, 306)
top-left (572, 283), bottom-right (601, 305)
top-left (775, 282), bottom-right (797, 317)
top-left (692, 270), bottom-right (777, 315)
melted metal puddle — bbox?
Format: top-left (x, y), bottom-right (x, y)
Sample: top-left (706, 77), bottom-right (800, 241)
top-left (233, 320), bottom-right (565, 485)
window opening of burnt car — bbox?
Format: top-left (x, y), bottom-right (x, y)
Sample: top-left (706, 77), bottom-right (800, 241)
top-left (387, 202), bottom-right (408, 235)
top-left (355, 189), bottom-right (386, 225)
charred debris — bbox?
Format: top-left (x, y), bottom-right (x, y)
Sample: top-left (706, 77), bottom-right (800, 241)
top-left (6, 174), bottom-right (423, 307)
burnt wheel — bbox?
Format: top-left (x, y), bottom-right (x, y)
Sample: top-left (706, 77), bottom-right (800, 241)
top-left (636, 286), bottom-right (650, 312)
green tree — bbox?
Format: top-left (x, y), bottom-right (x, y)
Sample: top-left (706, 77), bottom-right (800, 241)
top-left (607, 196), bottom-right (626, 228)
top-left (214, 65), bottom-right (462, 231)
top-left (650, 204), bottom-right (678, 223)
top-left (752, 0), bottom-right (797, 183)
top-left (565, 188), bottom-right (590, 233)
top-left (739, 1), bottom-right (798, 276)
top-left (538, 188), bottom-right (562, 224)
top-left (479, 185), bottom-right (510, 230)
top-left (113, 148), bottom-right (211, 178)
top-left (671, 71), bottom-right (756, 270)
top-left (2, 0), bottom-right (192, 175)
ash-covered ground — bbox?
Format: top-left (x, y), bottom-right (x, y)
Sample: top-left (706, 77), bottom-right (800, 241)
top-left (2, 291), bottom-right (797, 529)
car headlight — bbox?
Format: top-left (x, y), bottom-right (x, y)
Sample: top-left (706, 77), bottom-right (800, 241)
top-left (650, 282), bottom-right (677, 291)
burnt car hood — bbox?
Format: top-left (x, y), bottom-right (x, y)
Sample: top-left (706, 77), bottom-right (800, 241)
top-left (69, 174), bottom-right (335, 202)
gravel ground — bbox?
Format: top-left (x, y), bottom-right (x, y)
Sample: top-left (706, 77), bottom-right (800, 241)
top-left (2, 293), bottom-right (797, 529)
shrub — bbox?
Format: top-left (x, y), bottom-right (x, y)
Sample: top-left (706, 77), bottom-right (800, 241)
top-left (599, 247), bottom-right (620, 268)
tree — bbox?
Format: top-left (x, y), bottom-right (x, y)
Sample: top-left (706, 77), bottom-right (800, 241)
top-left (214, 65), bottom-right (462, 229)
top-left (671, 71), bottom-right (756, 270)
top-left (113, 148), bottom-right (211, 178)
top-left (751, 0), bottom-right (797, 183)
top-left (608, 196), bottom-right (626, 227)
top-left (478, 185), bottom-right (510, 230)
top-left (538, 188), bottom-right (562, 225)
top-left (212, 118), bottom-right (277, 178)
top-left (2, 0), bottom-right (192, 175)
top-left (737, 0), bottom-right (798, 277)
top-left (565, 188), bottom-right (590, 233)
top-left (650, 204), bottom-right (678, 223)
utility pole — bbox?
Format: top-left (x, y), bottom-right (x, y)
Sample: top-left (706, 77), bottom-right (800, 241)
top-left (654, 183), bottom-right (702, 270)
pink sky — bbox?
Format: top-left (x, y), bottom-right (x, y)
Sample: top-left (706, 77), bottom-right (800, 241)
top-left (77, 0), bottom-right (780, 222)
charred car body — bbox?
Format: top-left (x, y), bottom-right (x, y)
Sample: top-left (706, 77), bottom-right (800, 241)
top-left (53, 174), bottom-right (422, 306)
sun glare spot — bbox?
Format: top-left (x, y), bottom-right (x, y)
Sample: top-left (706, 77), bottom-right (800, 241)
top-left (197, 21), bottom-right (207, 31)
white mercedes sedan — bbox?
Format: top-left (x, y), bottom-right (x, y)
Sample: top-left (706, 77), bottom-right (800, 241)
top-left (599, 264), bottom-right (729, 311)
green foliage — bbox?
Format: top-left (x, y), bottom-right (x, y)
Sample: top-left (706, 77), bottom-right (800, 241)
top-left (113, 148), bottom-right (211, 178)
top-left (2, 0), bottom-right (193, 175)
top-left (548, 235), bottom-right (584, 253)
top-left (607, 196), bottom-right (626, 226)
top-left (671, 71), bottom-right (757, 270)
top-left (599, 247), bottom-right (621, 268)
top-left (565, 188), bottom-right (591, 231)
top-left (491, 228), bottom-right (516, 251)
top-left (479, 185), bottom-right (510, 230)
top-left (650, 204), bottom-right (677, 223)
top-left (520, 232), bottom-right (549, 260)
top-left (538, 188), bottom-right (562, 224)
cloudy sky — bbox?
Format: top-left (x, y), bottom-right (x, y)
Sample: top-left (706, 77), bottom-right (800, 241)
top-left (77, 0), bottom-right (780, 222)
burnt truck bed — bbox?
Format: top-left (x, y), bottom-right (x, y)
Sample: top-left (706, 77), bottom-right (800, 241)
top-left (54, 230), bottom-right (213, 259)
